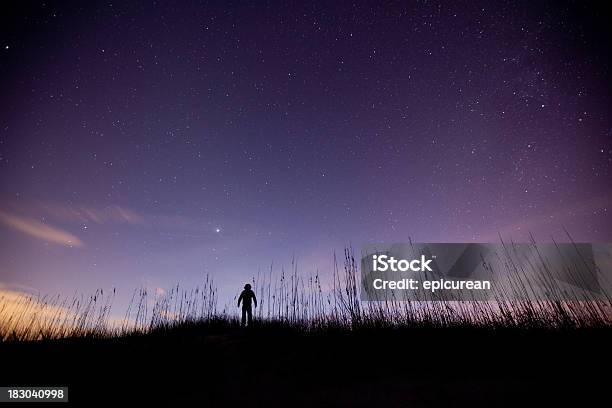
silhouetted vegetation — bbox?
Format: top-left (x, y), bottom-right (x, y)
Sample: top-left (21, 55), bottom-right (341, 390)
top-left (1, 241), bottom-right (611, 406)
top-left (2, 238), bottom-right (610, 342)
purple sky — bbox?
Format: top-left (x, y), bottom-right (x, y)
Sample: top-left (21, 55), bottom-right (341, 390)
top-left (0, 1), bottom-right (611, 306)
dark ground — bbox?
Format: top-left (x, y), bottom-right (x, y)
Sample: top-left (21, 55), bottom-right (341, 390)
top-left (1, 324), bottom-right (610, 407)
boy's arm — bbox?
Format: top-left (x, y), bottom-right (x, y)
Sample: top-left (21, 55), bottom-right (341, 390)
top-left (237, 292), bottom-right (243, 307)
top-left (253, 293), bottom-right (257, 307)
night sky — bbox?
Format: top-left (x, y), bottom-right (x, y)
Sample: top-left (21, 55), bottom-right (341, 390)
top-left (1, 1), bottom-right (611, 305)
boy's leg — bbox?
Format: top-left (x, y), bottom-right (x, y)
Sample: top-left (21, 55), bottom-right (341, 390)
top-left (241, 307), bottom-right (247, 326)
top-left (247, 307), bottom-right (252, 326)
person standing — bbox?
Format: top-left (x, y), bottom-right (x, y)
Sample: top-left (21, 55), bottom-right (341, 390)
top-left (237, 284), bottom-right (257, 327)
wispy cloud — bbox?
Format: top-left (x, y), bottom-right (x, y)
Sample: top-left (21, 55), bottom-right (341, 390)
top-left (0, 210), bottom-right (83, 247)
top-left (2, 201), bottom-right (222, 241)
top-left (39, 203), bottom-right (218, 234)
top-left (40, 204), bottom-right (145, 225)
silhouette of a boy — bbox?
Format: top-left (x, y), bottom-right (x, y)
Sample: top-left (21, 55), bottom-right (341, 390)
top-left (238, 284), bottom-right (257, 327)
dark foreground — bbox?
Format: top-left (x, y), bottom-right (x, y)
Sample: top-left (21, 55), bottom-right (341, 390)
top-left (1, 324), bottom-right (610, 407)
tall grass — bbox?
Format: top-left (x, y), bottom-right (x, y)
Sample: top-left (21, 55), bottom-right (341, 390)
top-left (0, 288), bottom-right (116, 341)
top-left (1, 240), bottom-right (611, 342)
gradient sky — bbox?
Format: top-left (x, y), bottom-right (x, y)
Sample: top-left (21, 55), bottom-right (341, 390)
top-left (1, 1), bottom-right (611, 307)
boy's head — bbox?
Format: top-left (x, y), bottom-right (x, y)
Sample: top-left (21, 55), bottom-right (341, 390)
top-left (244, 283), bottom-right (252, 290)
